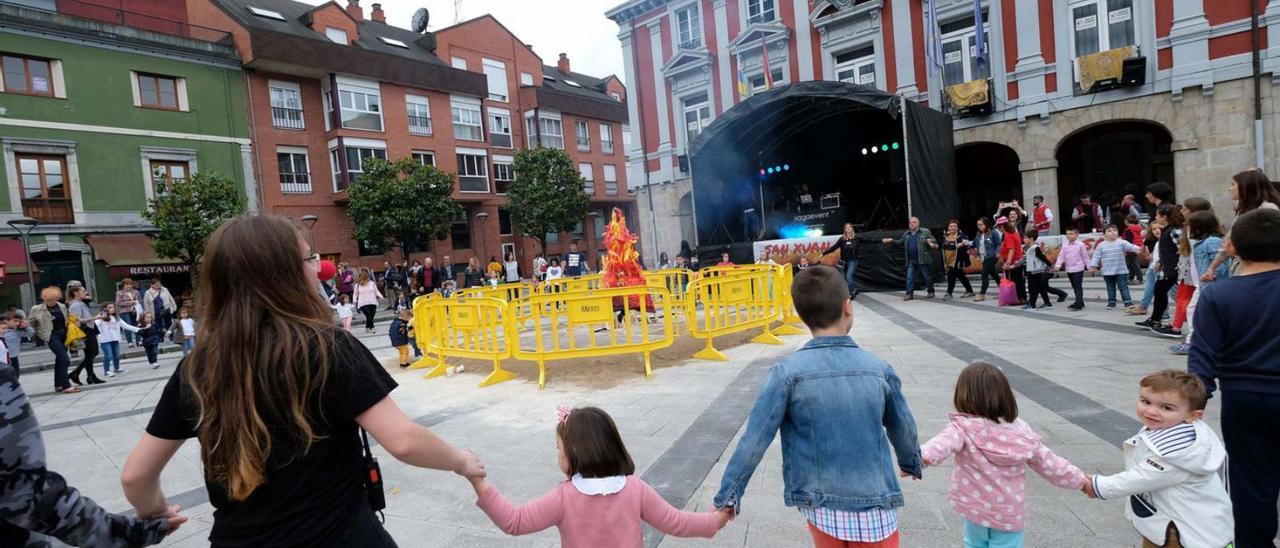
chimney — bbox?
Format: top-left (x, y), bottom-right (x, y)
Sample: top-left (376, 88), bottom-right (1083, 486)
top-left (345, 0), bottom-right (363, 21)
top-left (557, 53), bottom-right (570, 75)
top-left (370, 3), bottom-right (385, 22)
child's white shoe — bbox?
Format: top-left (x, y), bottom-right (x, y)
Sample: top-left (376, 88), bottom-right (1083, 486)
top-left (151, 363), bottom-right (160, 369)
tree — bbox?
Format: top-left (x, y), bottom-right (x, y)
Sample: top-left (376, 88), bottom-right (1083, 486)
top-left (143, 171), bottom-right (246, 284)
top-left (345, 157), bottom-right (463, 260)
top-left (508, 147), bottom-right (592, 254)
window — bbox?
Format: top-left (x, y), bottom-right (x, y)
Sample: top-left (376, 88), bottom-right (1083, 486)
top-left (325, 27), bottom-right (348, 44)
top-left (452, 56), bottom-right (467, 70)
top-left (451, 211), bottom-right (472, 250)
top-left (277, 149), bottom-right (311, 193)
top-left (136, 73), bottom-right (180, 110)
top-left (746, 0), bottom-right (776, 23)
top-left (380, 37), bottom-right (409, 48)
top-left (16, 154), bottom-right (73, 224)
top-left (593, 207), bottom-right (609, 238)
top-left (337, 79), bottom-right (382, 131)
top-left (749, 68), bottom-right (784, 94)
top-left (834, 46), bottom-right (876, 87)
top-left (1072, 0), bottom-right (1135, 58)
top-left (333, 145), bottom-right (387, 190)
top-left (623, 124), bottom-right (633, 149)
top-left (940, 16), bottom-right (989, 88)
top-left (150, 160), bottom-right (188, 194)
top-left (610, 92), bottom-right (622, 101)
top-left (2, 55), bottom-right (53, 97)
top-left (520, 72), bottom-right (534, 86)
top-left (676, 5), bottom-right (701, 48)
top-left (451, 96), bottom-right (483, 141)
top-left (600, 123), bottom-right (615, 154)
top-left (457, 151), bottom-right (489, 192)
top-left (412, 151), bottom-right (435, 166)
top-left (498, 208), bottom-right (513, 235)
top-left (682, 93), bottom-right (713, 146)
top-left (526, 113), bottom-right (565, 149)
top-left (493, 159), bottom-right (514, 193)
top-left (406, 95), bottom-right (431, 135)
top-left (579, 163), bottom-right (594, 195)
top-left (269, 81), bottom-right (304, 129)
top-left (248, 6), bottom-right (286, 20)
top-left (603, 164), bottom-right (618, 196)
top-left (489, 108), bottom-right (512, 148)
top-left (483, 59), bottom-right (508, 101)
top-left (576, 120), bottom-right (591, 151)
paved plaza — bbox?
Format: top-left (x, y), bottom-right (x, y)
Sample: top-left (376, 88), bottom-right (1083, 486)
top-left (26, 278), bottom-right (1238, 547)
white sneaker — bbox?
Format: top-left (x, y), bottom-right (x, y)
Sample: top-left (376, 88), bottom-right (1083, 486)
top-left (117, 369), bottom-right (127, 374)
top-left (106, 371), bottom-right (115, 378)
top-left (151, 363), bottom-right (160, 369)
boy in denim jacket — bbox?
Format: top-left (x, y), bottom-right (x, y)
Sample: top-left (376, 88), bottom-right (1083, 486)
top-left (714, 266), bottom-right (922, 547)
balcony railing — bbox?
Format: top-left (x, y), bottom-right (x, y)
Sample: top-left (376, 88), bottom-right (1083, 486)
top-left (679, 39), bottom-right (701, 50)
top-left (280, 172), bottom-right (311, 194)
top-left (22, 198), bottom-right (74, 224)
top-left (602, 141), bottom-right (614, 155)
top-left (408, 115), bottom-right (431, 135)
top-left (490, 133), bottom-right (512, 148)
top-left (272, 106), bottom-right (304, 129)
top-left (605, 181), bottom-right (619, 196)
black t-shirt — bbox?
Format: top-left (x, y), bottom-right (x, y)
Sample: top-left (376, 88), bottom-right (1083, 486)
top-left (146, 330), bottom-right (397, 548)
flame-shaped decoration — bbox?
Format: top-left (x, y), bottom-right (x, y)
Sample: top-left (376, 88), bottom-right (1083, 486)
top-left (601, 207), bottom-right (654, 312)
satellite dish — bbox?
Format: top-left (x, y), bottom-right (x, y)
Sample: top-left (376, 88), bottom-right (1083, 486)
top-left (411, 7), bottom-right (430, 33)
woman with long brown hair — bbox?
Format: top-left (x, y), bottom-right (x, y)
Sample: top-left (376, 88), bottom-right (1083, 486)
top-left (1204, 168), bottom-right (1280, 280)
top-left (120, 216), bottom-right (483, 546)
top-left (353, 267), bottom-right (383, 333)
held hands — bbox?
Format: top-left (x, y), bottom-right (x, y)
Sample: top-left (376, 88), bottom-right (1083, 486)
top-left (898, 469), bottom-right (919, 480)
top-left (456, 449), bottom-right (486, 479)
top-left (1080, 475), bottom-right (1098, 499)
top-left (1201, 271), bottom-right (1216, 282)
top-left (149, 504), bottom-right (188, 536)
top-left (714, 507), bottom-right (735, 529)
top-left (927, 239), bottom-right (938, 249)
top-left (881, 238), bottom-right (893, 244)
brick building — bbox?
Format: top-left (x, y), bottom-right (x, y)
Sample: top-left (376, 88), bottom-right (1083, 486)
top-left (606, 0), bottom-right (1280, 261)
top-left (185, 0), bottom-right (633, 278)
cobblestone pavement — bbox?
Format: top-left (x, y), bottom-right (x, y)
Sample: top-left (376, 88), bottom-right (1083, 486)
top-left (26, 278), bottom-right (1263, 547)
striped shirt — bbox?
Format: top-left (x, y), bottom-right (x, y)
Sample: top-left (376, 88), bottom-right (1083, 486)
top-left (1143, 423), bottom-right (1198, 456)
top-left (798, 506), bottom-right (898, 542)
top-left (1090, 239), bottom-right (1141, 276)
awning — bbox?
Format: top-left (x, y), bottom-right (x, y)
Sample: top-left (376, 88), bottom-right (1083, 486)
top-left (86, 234), bottom-right (188, 277)
top-left (0, 238), bottom-right (32, 284)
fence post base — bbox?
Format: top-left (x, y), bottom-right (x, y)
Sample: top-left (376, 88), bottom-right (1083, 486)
top-left (693, 339), bottom-right (729, 361)
top-left (643, 351), bottom-right (654, 379)
top-left (773, 323), bottom-right (805, 336)
top-left (480, 361), bottom-right (517, 387)
top-left (537, 361), bottom-right (547, 390)
top-left (751, 328), bottom-right (784, 345)
top-left (408, 354), bottom-right (434, 369)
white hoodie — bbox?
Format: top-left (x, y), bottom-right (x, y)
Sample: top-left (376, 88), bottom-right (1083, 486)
top-left (1092, 420), bottom-right (1233, 548)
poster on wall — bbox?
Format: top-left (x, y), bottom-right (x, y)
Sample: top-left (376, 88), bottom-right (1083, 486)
top-left (752, 235), bottom-right (842, 266)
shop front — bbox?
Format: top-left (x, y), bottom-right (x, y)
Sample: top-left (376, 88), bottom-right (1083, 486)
top-left (87, 234), bottom-right (192, 304)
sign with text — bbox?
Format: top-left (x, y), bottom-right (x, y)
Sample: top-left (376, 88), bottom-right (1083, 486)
top-left (752, 235), bottom-right (842, 266)
top-left (567, 296), bottom-right (615, 324)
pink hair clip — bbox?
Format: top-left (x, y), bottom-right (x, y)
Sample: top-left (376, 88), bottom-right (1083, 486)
top-left (556, 406), bottom-right (573, 425)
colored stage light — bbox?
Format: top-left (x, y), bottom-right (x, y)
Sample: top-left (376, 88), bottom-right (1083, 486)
top-left (767, 167), bottom-right (775, 174)
top-left (891, 142), bottom-right (900, 150)
top-left (881, 144), bottom-right (889, 151)
top-left (783, 164), bottom-right (790, 171)
top-left (871, 146), bottom-right (878, 153)
top-left (759, 169), bottom-right (766, 175)
top-left (861, 148), bottom-right (868, 155)
top-left (803, 228), bottom-right (824, 238)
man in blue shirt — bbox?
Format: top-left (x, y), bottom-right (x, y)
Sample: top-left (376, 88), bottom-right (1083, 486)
top-left (1187, 207), bottom-right (1280, 547)
top-left (882, 217), bottom-right (938, 301)
top-left (563, 241), bottom-right (591, 277)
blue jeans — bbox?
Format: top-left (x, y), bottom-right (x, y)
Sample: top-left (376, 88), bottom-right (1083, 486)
top-left (1103, 274), bottom-right (1133, 306)
top-left (842, 260), bottom-right (859, 294)
top-left (1138, 266), bottom-right (1176, 316)
top-left (905, 262), bottom-right (935, 295)
top-left (48, 336), bottom-right (71, 390)
top-left (119, 311), bottom-right (137, 344)
top-left (100, 341), bottom-right (121, 374)
top-left (963, 520), bottom-right (1024, 548)
top-left (979, 256), bottom-right (1000, 294)
top-left (181, 337), bottom-right (195, 356)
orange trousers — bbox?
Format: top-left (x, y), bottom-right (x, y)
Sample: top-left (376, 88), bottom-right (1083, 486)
top-left (1171, 283), bottom-right (1196, 330)
top-left (807, 524), bottom-right (900, 548)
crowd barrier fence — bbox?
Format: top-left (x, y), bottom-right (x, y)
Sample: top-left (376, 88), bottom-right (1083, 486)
top-left (412, 295), bottom-right (518, 387)
top-left (684, 268), bottom-right (784, 361)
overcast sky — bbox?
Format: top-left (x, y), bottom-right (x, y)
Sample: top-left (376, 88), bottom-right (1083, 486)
top-left (298, 0), bottom-right (628, 81)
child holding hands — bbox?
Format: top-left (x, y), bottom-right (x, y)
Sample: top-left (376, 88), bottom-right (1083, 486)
top-left (922, 362), bottom-right (1087, 547)
top-left (469, 406), bottom-right (730, 547)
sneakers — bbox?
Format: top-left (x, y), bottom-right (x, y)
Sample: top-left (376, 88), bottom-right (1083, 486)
top-left (117, 368), bottom-right (127, 375)
top-left (903, 294), bottom-right (914, 301)
top-left (1134, 319), bottom-right (1160, 329)
top-left (1021, 304), bottom-right (1036, 310)
top-left (151, 362), bottom-right (160, 369)
top-left (925, 293), bottom-right (936, 299)
top-left (1126, 306), bottom-right (1148, 315)
top-left (106, 371), bottom-right (115, 378)
top-left (1169, 343), bottom-right (1190, 355)
top-left (1039, 303), bottom-right (1053, 309)
top-left (1149, 324), bottom-right (1183, 338)
top-left (399, 362), bottom-right (410, 369)
top-left (960, 292), bottom-right (975, 299)
top-left (943, 293), bottom-right (953, 300)
top-left (1057, 293), bottom-right (1067, 303)
top-left (1122, 302), bottom-right (1135, 308)
top-left (1068, 303), bottom-right (1083, 311)
top-left (1105, 303), bottom-right (1116, 310)
top-left (974, 294), bottom-right (986, 302)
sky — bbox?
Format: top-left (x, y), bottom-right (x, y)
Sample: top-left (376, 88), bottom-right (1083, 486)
top-left (298, 0), bottom-right (629, 82)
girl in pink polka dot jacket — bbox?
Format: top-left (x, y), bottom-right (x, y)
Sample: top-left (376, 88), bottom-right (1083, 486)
top-left (921, 362), bottom-right (1088, 547)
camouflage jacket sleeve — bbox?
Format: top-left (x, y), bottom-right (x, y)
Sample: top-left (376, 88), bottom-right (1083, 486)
top-left (0, 368), bottom-right (170, 547)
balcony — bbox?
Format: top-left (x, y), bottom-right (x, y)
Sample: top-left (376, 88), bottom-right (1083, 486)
top-left (944, 79), bottom-right (992, 118)
top-left (679, 39), bottom-right (701, 51)
top-left (22, 198), bottom-right (74, 224)
top-left (408, 115), bottom-right (431, 136)
top-left (490, 133), bottom-right (512, 148)
top-left (280, 172), bottom-right (311, 194)
top-left (272, 106), bottom-right (304, 129)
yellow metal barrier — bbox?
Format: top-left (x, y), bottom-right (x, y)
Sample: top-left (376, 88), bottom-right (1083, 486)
top-left (697, 264), bottom-right (773, 279)
top-left (539, 273), bottom-right (603, 294)
top-left (643, 269), bottom-right (694, 324)
top-left (771, 265), bottom-right (806, 335)
top-left (413, 296), bottom-right (518, 387)
top-left (511, 285), bottom-right (675, 389)
top-left (685, 269), bottom-right (784, 361)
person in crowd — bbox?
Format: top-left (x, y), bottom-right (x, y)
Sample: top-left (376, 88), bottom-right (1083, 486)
top-left (882, 216), bottom-right (939, 301)
top-left (405, 277), bottom-right (424, 304)
top-left (464, 257), bottom-right (485, 288)
top-left (142, 278), bottom-right (177, 334)
top-left (7, 305), bottom-right (33, 345)
top-left (438, 255), bottom-right (457, 287)
top-left (382, 262), bottom-right (404, 310)
top-left (822, 222), bottom-right (876, 300)
top-left (1121, 194), bottom-right (1144, 221)
top-left (1146, 181), bottom-right (1176, 210)
top-left (940, 220), bottom-right (974, 300)
top-left (1023, 229), bottom-right (1055, 310)
top-left (469, 406), bottom-right (730, 545)
top-left (440, 280), bottom-right (457, 298)
top-left (995, 200), bottom-right (1028, 234)
top-left (1123, 214), bottom-right (1146, 283)
top-left (1130, 224), bottom-right (1163, 316)
top-left (545, 258), bottom-right (565, 283)
top-left (134, 312), bottom-right (164, 369)
top-left (1155, 198), bottom-right (1218, 340)
top-left (1031, 195), bottom-right (1054, 233)
top-left (1188, 207), bottom-right (1280, 547)
top-left (1053, 227), bottom-right (1091, 311)
top-left (96, 303), bottom-right (141, 377)
top-left (657, 252), bottom-right (671, 270)
top-left (1089, 225), bottom-right (1143, 310)
top-left (922, 362), bottom-right (1086, 547)
top-left (794, 256), bottom-right (811, 273)
top-left (1167, 211), bottom-right (1227, 355)
top-left (120, 215), bottom-right (484, 547)
top-left (1204, 168), bottom-right (1280, 281)
top-left (564, 241), bottom-right (591, 277)
top-left (333, 293), bottom-right (355, 332)
top-left (354, 267), bottom-right (383, 334)
top-left (717, 252), bottom-right (733, 267)
top-left (532, 253), bottom-right (549, 281)
top-left (409, 260), bottom-right (423, 283)
top-left (28, 287), bottom-right (76, 393)
top-left (390, 308), bottom-right (412, 369)
top-left (421, 257), bottom-right (436, 294)
top-left (1082, 370), bottom-right (1233, 548)
top-left (337, 263), bottom-right (355, 299)
top-left (485, 270), bottom-right (501, 288)
top-left (997, 217), bottom-right (1027, 305)
top-left (503, 252), bottom-right (520, 284)
top-left (713, 266), bottom-right (921, 547)
top-left (1138, 205), bottom-right (1184, 333)
top-left (171, 307), bottom-right (196, 357)
top-left (973, 217), bottom-right (1003, 302)
top-left (114, 277), bottom-right (142, 348)
top-left (3, 313), bottom-right (25, 377)
top-left (487, 256), bottom-right (504, 280)
top-left (1071, 193), bottom-right (1106, 233)
top-left (393, 290), bottom-right (410, 313)
top-left (67, 285), bottom-right (105, 386)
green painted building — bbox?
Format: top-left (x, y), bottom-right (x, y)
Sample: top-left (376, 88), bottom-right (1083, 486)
top-left (0, 2), bottom-right (254, 309)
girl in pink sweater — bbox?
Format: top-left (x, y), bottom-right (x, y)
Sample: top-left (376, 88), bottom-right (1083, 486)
top-left (921, 363), bottom-right (1087, 547)
top-left (470, 406), bottom-right (731, 548)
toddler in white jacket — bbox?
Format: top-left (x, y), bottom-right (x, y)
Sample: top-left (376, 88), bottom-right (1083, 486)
top-left (1084, 369), bottom-right (1233, 548)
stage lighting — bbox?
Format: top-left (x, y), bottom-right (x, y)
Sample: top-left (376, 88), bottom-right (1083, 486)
top-left (767, 167), bottom-right (775, 174)
top-left (804, 228), bottom-right (824, 238)
top-left (783, 164), bottom-right (790, 171)
top-left (759, 168), bottom-right (766, 175)
top-left (881, 144), bottom-right (888, 152)
top-left (891, 142), bottom-right (900, 150)
top-left (871, 146), bottom-right (878, 153)
top-left (861, 148), bottom-right (868, 155)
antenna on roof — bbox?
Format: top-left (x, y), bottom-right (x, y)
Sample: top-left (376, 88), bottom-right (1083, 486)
top-left (411, 7), bottom-right (430, 33)
top-left (453, 0), bottom-right (462, 24)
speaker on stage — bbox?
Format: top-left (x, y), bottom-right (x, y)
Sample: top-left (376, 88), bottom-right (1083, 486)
top-left (678, 154), bottom-right (689, 174)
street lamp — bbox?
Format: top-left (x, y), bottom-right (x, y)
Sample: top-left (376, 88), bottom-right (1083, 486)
top-left (474, 212), bottom-right (489, 259)
top-left (6, 217), bottom-right (39, 309)
top-left (300, 214), bottom-right (319, 248)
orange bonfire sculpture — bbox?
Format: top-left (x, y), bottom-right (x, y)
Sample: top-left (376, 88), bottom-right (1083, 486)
top-left (601, 207), bottom-right (654, 312)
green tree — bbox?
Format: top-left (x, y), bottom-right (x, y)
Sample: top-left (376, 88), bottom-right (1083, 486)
top-left (508, 147), bottom-right (592, 254)
top-left (142, 171), bottom-right (246, 284)
top-left (345, 157), bottom-right (463, 260)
